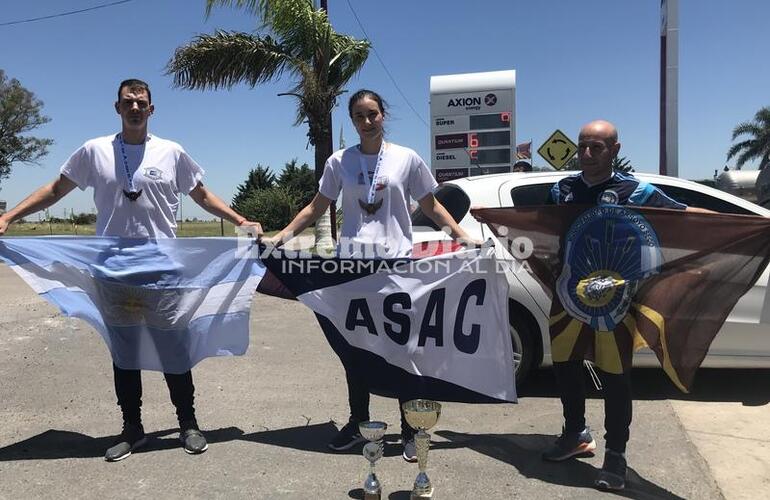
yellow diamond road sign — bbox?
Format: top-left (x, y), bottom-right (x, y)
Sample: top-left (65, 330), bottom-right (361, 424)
top-left (538, 129), bottom-right (577, 170)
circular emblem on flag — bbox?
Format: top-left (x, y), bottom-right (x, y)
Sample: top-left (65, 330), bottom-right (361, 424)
top-left (556, 205), bottom-right (663, 330)
top-left (484, 93), bottom-right (497, 106)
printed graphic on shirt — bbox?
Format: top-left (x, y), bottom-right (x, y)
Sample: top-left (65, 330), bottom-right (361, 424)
top-left (599, 189), bottom-right (619, 205)
top-left (357, 172), bottom-right (389, 191)
top-left (142, 167), bottom-right (164, 181)
top-left (374, 175), bottom-right (389, 191)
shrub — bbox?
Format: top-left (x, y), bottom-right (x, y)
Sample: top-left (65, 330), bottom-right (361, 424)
top-left (238, 186), bottom-right (301, 231)
top-left (72, 212), bottom-right (97, 225)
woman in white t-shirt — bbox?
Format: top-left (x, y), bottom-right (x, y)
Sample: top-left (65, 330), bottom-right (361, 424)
top-left (264, 89), bottom-right (476, 461)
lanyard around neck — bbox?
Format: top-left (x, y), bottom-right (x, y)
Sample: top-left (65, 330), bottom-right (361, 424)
top-left (117, 133), bottom-right (146, 192)
top-left (358, 142), bottom-right (386, 204)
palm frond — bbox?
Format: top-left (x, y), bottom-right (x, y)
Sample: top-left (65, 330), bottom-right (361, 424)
top-left (727, 106), bottom-right (770, 168)
top-left (205, 0), bottom-right (263, 19)
top-left (254, 0), bottom-right (318, 36)
top-left (735, 144), bottom-right (764, 169)
top-left (731, 122), bottom-right (762, 140)
top-left (727, 139), bottom-right (754, 160)
top-left (184, 0), bottom-right (370, 159)
top-left (166, 31), bottom-right (291, 90)
top-left (271, 5), bottom-right (333, 63)
top-left (328, 36), bottom-right (370, 90)
top-left (754, 106), bottom-right (770, 126)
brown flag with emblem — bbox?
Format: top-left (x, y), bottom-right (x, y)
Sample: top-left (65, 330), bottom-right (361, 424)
top-left (473, 205), bottom-right (770, 392)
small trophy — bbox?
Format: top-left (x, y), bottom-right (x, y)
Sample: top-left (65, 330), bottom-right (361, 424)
top-left (359, 421), bottom-right (388, 500)
top-left (402, 399), bottom-right (442, 500)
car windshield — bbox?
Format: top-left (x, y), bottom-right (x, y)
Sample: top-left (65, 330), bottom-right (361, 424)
top-left (411, 184), bottom-right (471, 230)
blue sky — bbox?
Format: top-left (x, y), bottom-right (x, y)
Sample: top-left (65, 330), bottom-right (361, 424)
top-left (1, 0), bottom-right (768, 219)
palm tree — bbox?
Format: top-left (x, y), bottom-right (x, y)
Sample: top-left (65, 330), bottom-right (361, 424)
top-left (166, 0), bottom-right (370, 245)
top-left (611, 156), bottom-right (634, 172)
top-left (727, 106), bottom-right (770, 170)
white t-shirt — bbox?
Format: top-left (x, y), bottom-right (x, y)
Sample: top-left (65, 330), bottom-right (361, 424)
top-left (319, 143), bottom-right (438, 258)
top-left (60, 134), bottom-right (204, 238)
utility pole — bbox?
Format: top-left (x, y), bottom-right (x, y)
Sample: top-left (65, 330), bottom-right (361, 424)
top-left (319, 0), bottom-right (338, 240)
top-left (660, 0), bottom-right (679, 177)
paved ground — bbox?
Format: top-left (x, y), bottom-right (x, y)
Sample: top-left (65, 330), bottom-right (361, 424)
top-left (671, 393), bottom-right (770, 500)
top-left (0, 263), bottom-right (765, 499)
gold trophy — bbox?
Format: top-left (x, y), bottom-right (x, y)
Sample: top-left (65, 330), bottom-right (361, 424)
top-left (359, 421), bottom-right (388, 500)
top-left (402, 400), bottom-right (442, 499)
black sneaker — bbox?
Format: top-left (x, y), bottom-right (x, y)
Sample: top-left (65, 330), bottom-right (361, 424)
top-left (542, 427), bottom-right (597, 462)
top-left (328, 421), bottom-right (365, 451)
top-left (180, 428), bottom-right (208, 455)
top-left (105, 423), bottom-right (147, 462)
top-left (595, 450), bottom-right (627, 491)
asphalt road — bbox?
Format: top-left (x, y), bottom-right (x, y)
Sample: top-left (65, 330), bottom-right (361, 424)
top-left (0, 264), bottom-right (750, 499)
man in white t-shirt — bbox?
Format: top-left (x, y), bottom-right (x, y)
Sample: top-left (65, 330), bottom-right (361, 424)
top-left (0, 79), bottom-right (263, 462)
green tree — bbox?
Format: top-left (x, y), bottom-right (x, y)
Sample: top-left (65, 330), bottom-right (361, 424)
top-left (564, 156), bottom-right (580, 170)
top-left (278, 158), bottom-right (315, 207)
top-left (562, 155), bottom-right (633, 172)
top-left (0, 70), bottom-right (53, 190)
top-left (166, 0), bottom-right (370, 244)
top-left (727, 106), bottom-right (770, 170)
top-left (231, 164), bottom-right (276, 213)
top-left (611, 156), bottom-right (634, 172)
top-left (238, 186), bottom-right (301, 231)
top-left (72, 212), bottom-right (98, 225)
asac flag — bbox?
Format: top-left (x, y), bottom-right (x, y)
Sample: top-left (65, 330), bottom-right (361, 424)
top-left (0, 237), bottom-right (265, 373)
top-left (473, 205), bottom-right (770, 392)
top-left (259, 246), bottom-right (516, 403)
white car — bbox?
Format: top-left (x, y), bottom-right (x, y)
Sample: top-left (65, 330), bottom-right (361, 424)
top-left (411, 171), bottom-right (770, 381)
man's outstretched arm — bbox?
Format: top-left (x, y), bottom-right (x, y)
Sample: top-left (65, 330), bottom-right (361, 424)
top-left (188, 182), bottom-right (263, 235)
top-left (0, 175), bottom-right (77, 235)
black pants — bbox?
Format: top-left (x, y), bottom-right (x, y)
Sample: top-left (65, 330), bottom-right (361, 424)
top-left (553, 360), bottom-right (632, 453)
top-left (113, 364), bottom-right (197, 429)
top-left (345, 366), bottom-right (415, 440)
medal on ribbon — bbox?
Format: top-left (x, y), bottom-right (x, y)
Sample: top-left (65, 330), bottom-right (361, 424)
top-left (358, 142), bottom-right (386, 216)
top-left (118, 134), bottom-right (144, 202)
top-left (122, 189), bottom-right (143, 201)
top-left (358, 198), bottom-right (383, 215)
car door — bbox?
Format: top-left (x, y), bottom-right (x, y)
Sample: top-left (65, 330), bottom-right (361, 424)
top-left (652, 182), bottom-right (770, 363)
top-left (496, 177), bottom-right (560, 319)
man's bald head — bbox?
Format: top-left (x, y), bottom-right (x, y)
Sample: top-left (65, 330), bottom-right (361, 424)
top-left (579, 120), bottom-right (618, 146)
top-left (577, 119), bottom-right (621, 183)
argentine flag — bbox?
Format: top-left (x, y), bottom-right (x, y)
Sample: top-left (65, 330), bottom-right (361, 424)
top-left (0, 237), bottom-right (264, 373)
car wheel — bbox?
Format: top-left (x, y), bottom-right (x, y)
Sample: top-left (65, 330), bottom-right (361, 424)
top-left (509, 305), bottom-right (537, 386)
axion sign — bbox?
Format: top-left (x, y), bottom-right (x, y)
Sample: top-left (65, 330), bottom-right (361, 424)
top-left (430, 70), bottom-right (516, 181)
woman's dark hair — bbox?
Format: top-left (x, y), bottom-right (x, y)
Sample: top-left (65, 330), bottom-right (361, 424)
top-left (348, 89), bottom-right (387, 117)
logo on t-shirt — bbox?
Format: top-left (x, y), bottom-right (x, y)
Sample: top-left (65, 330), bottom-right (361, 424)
top-left (374, 175), bottom-right (389, 191)
top-left (357, 172), bottom-right (388, 190)
top-left (598, 189), bottom-right (619, 205)
top-left (143, 167), bottom-right (163, 181)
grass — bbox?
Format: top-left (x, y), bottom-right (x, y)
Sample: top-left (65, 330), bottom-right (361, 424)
top-left (5, 220), bottom-right (256, 237)
top-left (3, 221), bottom-right (310, 239)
